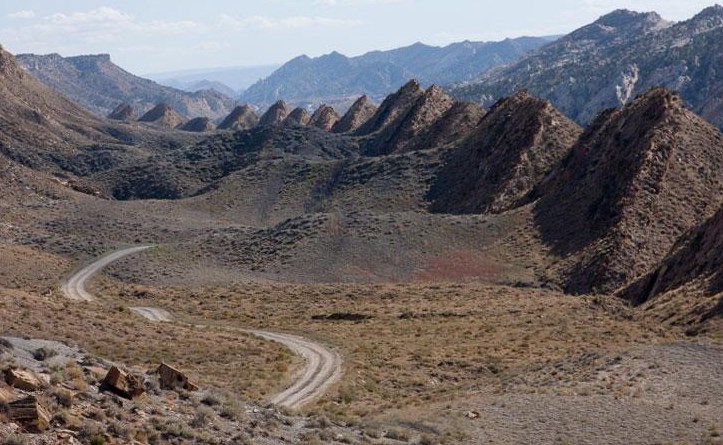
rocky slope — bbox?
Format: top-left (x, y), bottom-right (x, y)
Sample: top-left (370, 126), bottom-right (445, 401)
top-left (16, 53), bottom-right (236, 119)
top-left (429, 90), bottom-right (581, 214)
top-left (284, 107), bottom-right (311, 127)
top-left (107, 103), bottom-right (136, 121)
top-left (332, 95), bottom-right (377, 133)
top-left (179, 117), bottom-right (216, 133)
top-left (620, 205), bottom-right (723, 327)
top-left (240, 37), bottom-right (555, 108)
top-left (0, 47), bottom-right (128, 171)
top-left (217, 105), bottom-right (259, 131)
top-left (451, 6), bottom-right (723, 130)
top-left (138, 104), bottom-right (187, 129)
top-left (258, 101), bottom-right (290, 127)
top-left (533, 87), bottom-right (723, 294)
top-left (308, 105), bottom-right (339, 131)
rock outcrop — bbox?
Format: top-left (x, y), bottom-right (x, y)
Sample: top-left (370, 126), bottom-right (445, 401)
top-left (364, 84), bottom-right (456, 155)
top-left (107, 102), bottom-right (136, 121)
top-left (5, 368), bottom-right (44, 391)
top-left (101, 366), bottom-right (145, 400)
top-left (138, 103), bottom-right (187, 128)
top-left (429, 90), bottom-right (581, 214)
top-left (308, 105), bottom-right (339, 131)
top-left (8, 396), bottom-right (51, 432)
top-left (332, 95), bottom-right (377, 133)
top-left (354, 80), bottom-right (425, 136)
top-left (283, 107), bottom-right (310, 127)
top-left (157, 363), bottom-right (198, 391)
top-left (258, 100), bottom-right (289, 127)
top-left (218, 105), bottom-right (259, 130)
top-left (534, 87), bottom-right (723, 294)
top-left (179, 117), bottom-right (216, 132)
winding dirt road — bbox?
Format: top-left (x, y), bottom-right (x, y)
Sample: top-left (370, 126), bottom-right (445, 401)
top-left (60, 246), bottom-right (342, 409)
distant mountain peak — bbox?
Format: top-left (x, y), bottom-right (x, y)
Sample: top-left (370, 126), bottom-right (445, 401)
top-left (593, 9), bottom-right (665, 28)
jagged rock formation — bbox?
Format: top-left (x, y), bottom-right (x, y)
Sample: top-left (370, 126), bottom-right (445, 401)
top-left (411, 101), bottom-right (485, 151)
top-left (452, 6), bottom-right (723, 130)
top-left (364, 85), bottom-right (456, 155)
top-left (179, 117), bottom-right (215, 132)
top-left (429, 90), bottom-right (581, 214)
top-left (239, 37), bottom-right (555, 107)
top-left (308, 105), bottom-right (339, 131)
top-left (16, 53), bottom-right (236, 119)
top-left (138, 103), bottom-right (187, 128)
top-left (355, 80), bottom-right (425, 137)
top-left (218, 105), bottom-right (259, 130)
top-left (258, 101), bottom-right (289, 127)
top-left (284, 107), bottom-right (310, 127)
top-left (332, 95), bottom-right (377, 133)
top-left (107, 103), bottom-right (136, 121)
top-left (534, 87), bottom-right (723, 294)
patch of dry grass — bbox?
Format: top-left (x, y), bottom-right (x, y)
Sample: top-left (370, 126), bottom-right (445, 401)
top-left (0, 287), bottom-right (292, 402)
top-left (99, 281), bottom-right (683, 418)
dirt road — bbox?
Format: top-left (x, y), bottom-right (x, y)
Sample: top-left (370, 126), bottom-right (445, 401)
top-left (60, 246), bottom-right (342, 409)
top-left (61, 246), bottom-right (153, 301)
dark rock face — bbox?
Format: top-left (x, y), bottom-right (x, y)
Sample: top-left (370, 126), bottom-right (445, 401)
top-left (107, 103), bottom-right (136, 121)
top-left (218, 105), bottom-right (259, 130)
top-left (258, 100), bottom-right (290, 127)
top-left (16, 53), bottom-right (236, 119)
top-left (332, 95), bottom-right (377, 133)
top-left (365, 84), bottom-right (456, 155)
top-left (452, 6), bottom-right (723, 130)
top-left (354, 80), bottom-right (425, 137)
top-left (533, 87), bottom-right (723, 294)
top-left (429, 90), bottom-right (581, 215)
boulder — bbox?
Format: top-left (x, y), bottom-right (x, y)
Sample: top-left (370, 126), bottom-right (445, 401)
top-left (5, 368), bottom-right (43, 391)
top-left (157, 363), bottom-right (198, 391)
top-left (101, 366), bottom-right (145, 400)
top-left (8, 396), bottom-right (51, 432)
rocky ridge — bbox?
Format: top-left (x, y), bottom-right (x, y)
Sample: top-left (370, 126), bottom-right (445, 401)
top-left (451, 6), bottom-right (723, 130)
top-left (16, 53), bottom-right (236, 120)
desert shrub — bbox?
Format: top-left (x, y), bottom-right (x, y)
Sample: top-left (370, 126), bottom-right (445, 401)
top-left (0, 338), bottom-right (13, 350)
top-left (32, 347), bottom-right (58, 361)
top-left (386, 428), bottom-right (411, 442)
top-left (52, 388), bottom-right (73, 408)
top-left (190, 406), bottom-right (215, 428)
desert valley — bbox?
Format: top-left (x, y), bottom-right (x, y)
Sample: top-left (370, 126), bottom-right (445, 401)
top-left (0, 4), bottom-right (722, 445)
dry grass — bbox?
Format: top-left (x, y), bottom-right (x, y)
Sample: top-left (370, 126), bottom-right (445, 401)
top-left (96, 280), bottom-right (684, 418)
top-left (0, 287), bottom-right (293, 402)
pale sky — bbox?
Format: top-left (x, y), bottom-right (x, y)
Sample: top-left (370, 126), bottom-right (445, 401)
top-left (0, 1), bottom-right (717, 74)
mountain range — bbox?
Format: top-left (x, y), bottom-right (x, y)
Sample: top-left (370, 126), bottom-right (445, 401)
top-left (239, 37), bottom-right (556, 109)
top-left (15, 53), bottom-right (236, 120)
top-left (451, 6), bottom-right (723, 130)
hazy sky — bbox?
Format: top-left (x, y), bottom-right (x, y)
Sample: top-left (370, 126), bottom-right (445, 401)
top-left (0, 1), bottom-right (717, 74)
